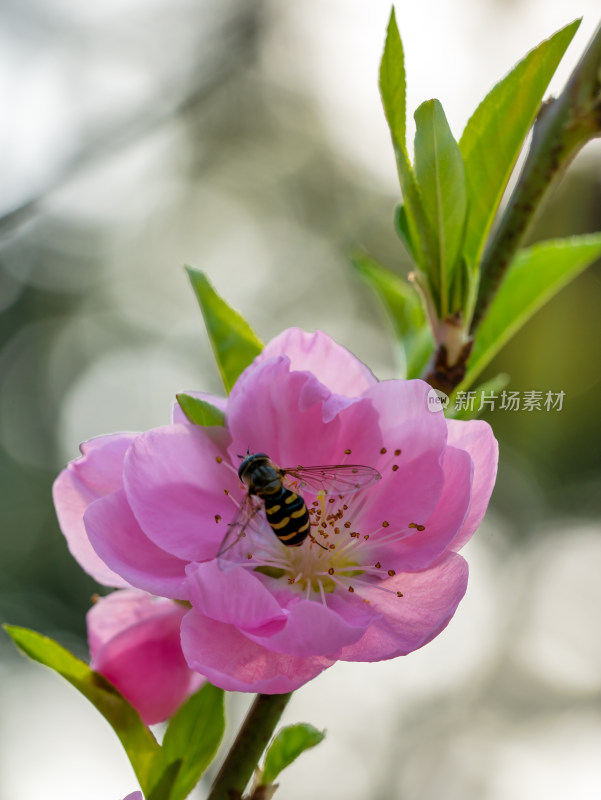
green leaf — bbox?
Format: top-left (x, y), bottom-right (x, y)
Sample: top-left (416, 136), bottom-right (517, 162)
top-left (147, 761), bottom-right (184, 800)
top-left (148, 683), bottom-right (225, 800)
top-left (261, 724), bottom-right (326, 787)
top-left (176, 393), bottom-right (225, 426)
top-left (350, 252), bottom-right (433, 378)
top-left (394, 204), bottom-right (418, 262)
top-left (464, 234), bottom-right (601, 388)
top-left (379, 8), bottom-right (407, 156)
top-left (379, 9), bottom-right (435, 274)
top-left (186, 267), bottom-right (263, 394)
top-left (459, 19), bottom-right (580, 269)
top-left (414, 99), bottom-right (467, 313)
top-left (4, 626), bottom-right (159, 793)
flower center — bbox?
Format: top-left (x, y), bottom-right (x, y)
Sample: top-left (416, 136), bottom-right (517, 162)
top-left (247, 492), bottom-right (404, 602)
top-left (215, 446), bottom-right (421, 603)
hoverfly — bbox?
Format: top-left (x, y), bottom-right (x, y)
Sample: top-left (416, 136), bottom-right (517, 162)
top-left (217, 452), bottom-right (381, 564)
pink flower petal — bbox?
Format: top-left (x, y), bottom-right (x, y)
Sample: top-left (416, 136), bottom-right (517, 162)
top-left (123, 424), bottom-right (239, 561)
top-left (84, 490), bottom-right (188, 599)
top-left (122, 793), bottom-right (144, 800)
top-left (381, 445), bottom-right (473, 571)
top-left (87, 588), bottom-right (168, 652)
top-left (171, 391), bottom-right (227, 424)
top-left (446, 419), bottom-right (498, 550)
top-left (53, 433), bottom-right (138, 587)
top-left (339, 552), bottom-right (469, 662)
top-left (186, 562), bottom-right (286, 636)
top-left (88, 590), bottom-right (203, 725)
top-left (181, 610), bottom-right (334, 693)
top-left (356, 380), bottom-right (448, 532)
top-left (256, 328), bottom-right (377, 396)
top-left (366, 379), bottom-right (448, 466)
top-left (247, 596), bottom-right (374, 657)
top-left (227, 356), bottom-right (369, 468)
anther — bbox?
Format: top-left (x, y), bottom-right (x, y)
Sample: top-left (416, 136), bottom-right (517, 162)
top-left (388, 569), bottom-right (396, 576)
top-left (392, 465), bottom-right (399, 472)
top-left (380, 447), bottom-right (387, 454)
top-left (348, 586), bottom-right (355, 593)
top-left (394, 449), bottom-right (401, 456)
top-left (382, 521), bottom-right (389, 528)
top-left (375, 561), bottom-right (381, 569)
top-left (328, 568), bottom-right (334, 575)
top-left (344, 521), bottom-right (351, 528)
top-left (328, 498), bottom-right (335, 504)
top-left (397, 591), bottom-right (404, 597)
top-left (224, 489), bottom-right (229, 495)
top-left (344, 448), bottom-right (352, 455)
top-left (215, 456), bottom-right (223, 463)
top-left (214, 514), bottom-right (222, 523)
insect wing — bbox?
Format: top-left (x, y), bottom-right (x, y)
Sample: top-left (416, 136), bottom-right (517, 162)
top-left (282, 464), bottom-right (381, 497)
top-left (217, 493), bottom-right (263, 569)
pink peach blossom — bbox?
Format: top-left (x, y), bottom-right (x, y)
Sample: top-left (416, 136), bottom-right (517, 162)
top-left (88, 589), bottom-right (203, 724)
top-left (54, 329), bottom-right (498, 693)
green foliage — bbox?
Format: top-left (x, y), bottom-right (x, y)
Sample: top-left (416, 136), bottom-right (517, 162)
top-left (379, 9), bottom-right (434, 273)
top-left (414, 99), bottom-right (466, 314)
top-left (3, 626), bottom-right (159, 793)
top-left (459, 20), bottom-right (580, 272)
top-left (176, 393), bottom-right (225, 426)
top-left (260, 723), bottom-right (326, 787)
top-left (465, 234), bottom-right (601, 388)
top-left (379, 8), bottom-right (407, 156)
top-left (350, 252), bottom-right (432, 378)
top-left (148, 683), bottom-right (225, 800)
top-left (4, 626), bottom-right (227, 800)
top-left (147, 761), bottom-right (185, 800)
top-left (394, 204), bottom-right (418, 262)
top-left (379, 12), bottom-right (582, 350)
top-left (186, 267), bottom-right (263, 393)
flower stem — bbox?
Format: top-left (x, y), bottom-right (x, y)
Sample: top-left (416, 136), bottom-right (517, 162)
top-left (207, 692), bottom-right (293, 800)
top-left (470, 21), bottom-right (601, 333)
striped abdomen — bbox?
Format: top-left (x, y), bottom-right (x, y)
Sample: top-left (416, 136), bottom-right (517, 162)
top-left (260, 487), bottom-right (310, 546)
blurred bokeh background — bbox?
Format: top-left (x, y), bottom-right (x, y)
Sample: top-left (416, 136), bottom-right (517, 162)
top-left (1, 0), bottom-right (600, 798)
